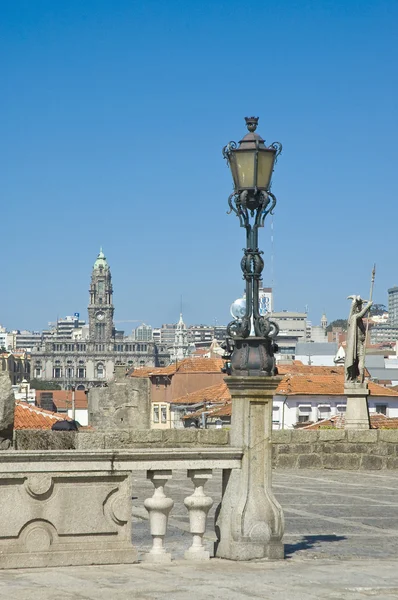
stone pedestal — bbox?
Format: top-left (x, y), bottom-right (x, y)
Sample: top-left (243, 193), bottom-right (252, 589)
top-left (344, 382), bottom-right (370, 430)
top-left (215, 377), bottom-right (284, 560)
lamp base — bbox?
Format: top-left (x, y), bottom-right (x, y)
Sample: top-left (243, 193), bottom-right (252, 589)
top-left (230, 337), bottom-right (277, 377)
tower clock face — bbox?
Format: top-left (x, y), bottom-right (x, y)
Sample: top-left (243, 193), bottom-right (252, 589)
top-left (96, 312), bottom-right (105, 321)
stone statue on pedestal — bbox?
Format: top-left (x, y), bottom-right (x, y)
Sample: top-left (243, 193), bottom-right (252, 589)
top-left (344, 295), bottom-right (372, 430)
top-left (345, 295), bottom-right (373, 383)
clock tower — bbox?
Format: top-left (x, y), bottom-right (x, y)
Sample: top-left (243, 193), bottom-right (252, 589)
top-left (88, 248), bottom-right (114, 342)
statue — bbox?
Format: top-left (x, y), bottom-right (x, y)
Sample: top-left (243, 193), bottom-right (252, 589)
top-left (345, 295), bottom-right (372, 383)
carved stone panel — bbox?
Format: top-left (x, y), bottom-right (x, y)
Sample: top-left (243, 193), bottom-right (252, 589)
top-left (0, 471), bottom-right (137, 568)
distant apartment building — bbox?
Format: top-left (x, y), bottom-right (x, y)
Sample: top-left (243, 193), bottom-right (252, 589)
top-left (327, 327), bottom-right (346, 345)
top-left (0, 331), bottom-right (7, 350)
top-left (271, 311), bottom-right (307, 360)
top-left (15, 331), bottom-right (42, 352)
top-left (370, 324), bottom-right (398, 344)
top-left (388, 287), bottom-right (398, 326)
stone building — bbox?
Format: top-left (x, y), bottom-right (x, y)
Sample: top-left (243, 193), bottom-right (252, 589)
top-left (30, 250), bottom-right (170, 390)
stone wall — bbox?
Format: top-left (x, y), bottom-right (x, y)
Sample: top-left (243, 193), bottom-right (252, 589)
top-left (88, 376), bottom-right (151, 430)
top-left (272, 429), bottom-right (398, 470)
top-left (14, 428), bottom-right (229, 450)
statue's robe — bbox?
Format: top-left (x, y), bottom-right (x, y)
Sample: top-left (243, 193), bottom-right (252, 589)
top-left (345, 315), bottom-right (358, 380)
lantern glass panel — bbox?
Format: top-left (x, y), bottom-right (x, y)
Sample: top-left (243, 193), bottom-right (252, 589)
top-left (229, 154), bottom-right (240, 190)
top-left (257, 150), bottom-right (276, 190)
top-left (235, 150), bottom-right (256, 189)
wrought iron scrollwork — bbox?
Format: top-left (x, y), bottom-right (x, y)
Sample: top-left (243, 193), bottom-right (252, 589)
top-left (270, 141), bottom-right (283, 160)
top-left (227, 317), bottom-right (251, 339)
top-left (222, 141), bottom-right (237, 161)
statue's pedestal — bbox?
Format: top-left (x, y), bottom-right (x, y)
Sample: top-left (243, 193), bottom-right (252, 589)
top-left (214, 377), bottom-right (284, 560)
top-left (344, 382), bottom-right (370, 430)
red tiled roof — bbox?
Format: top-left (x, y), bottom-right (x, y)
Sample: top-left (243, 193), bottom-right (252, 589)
top-left (15, 402), bottom-right (70, 430)
top-left (183, 401), bottom-right (232, 420)
top-left (36, 390), bottom-right (87, 410)
top-left (173, 382), bottom-right (230, 405)
top-left (304, 413), bottom-right (398, 430)
top-left (276, 373), bottom-right (398, 397)
top-left (170, 368), bottom-right (398, 404)
top-left (130, 357), bottom-right (224, 378)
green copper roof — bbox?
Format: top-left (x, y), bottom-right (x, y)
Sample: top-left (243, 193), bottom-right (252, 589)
top-left (93, 247), bottom-right (109, 270)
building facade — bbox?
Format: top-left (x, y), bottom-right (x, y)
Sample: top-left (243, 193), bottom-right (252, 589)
top-left (388, 287), bottom-right (398, 326)
top-left (30, 250), bottom-right (170, 390)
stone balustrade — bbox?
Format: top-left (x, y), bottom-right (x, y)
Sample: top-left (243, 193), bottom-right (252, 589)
top-left (0, 448), bottom-right (242, 569)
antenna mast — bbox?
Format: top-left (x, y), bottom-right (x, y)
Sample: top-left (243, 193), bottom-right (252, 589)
top-left (362, 264), bottom-right (376, 383)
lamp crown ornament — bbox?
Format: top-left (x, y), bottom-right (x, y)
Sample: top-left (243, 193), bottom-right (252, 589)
top-left (244, 116), bottom-right (259, 132)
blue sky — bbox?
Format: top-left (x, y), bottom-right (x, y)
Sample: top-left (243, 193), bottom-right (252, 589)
top-left (1, 0), bottom-right (397, 332)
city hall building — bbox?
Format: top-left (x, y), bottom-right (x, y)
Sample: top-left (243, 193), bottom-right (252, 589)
top-left (30, 250), bottom-right (170, 390)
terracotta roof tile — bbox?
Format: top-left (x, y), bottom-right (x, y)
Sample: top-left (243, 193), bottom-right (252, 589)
top-left (130, 357), bottom-right (224, 378)
top-left (276, 373), bottom-right (398, 397)
top-left (15, 402), bottom-right (70, 430)
top-left (36, 390), bottom-right (87, 410)
top-left (304, 413), bottom-right (398, 430)
top-left (173, 382), bottom-right (230, 405)
top-left (183, 401), bottom-right (232, 420)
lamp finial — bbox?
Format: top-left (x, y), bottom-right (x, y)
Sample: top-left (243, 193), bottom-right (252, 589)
top-left (245, 116), bottom-right (259, 133)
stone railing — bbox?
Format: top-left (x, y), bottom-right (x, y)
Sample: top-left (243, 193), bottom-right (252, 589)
top-left (272, 429), bottom-right (398, 470)
top-left (0, 448), bottom-right (241, 569)
top-left (14, 428), bottom-right (229, 450)
top-left (3, 376), bottom-right (286, 568)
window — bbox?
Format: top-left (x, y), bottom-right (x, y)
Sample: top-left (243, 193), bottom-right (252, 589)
top-left (336, 405), bottom-right (346, 413)
top-left (77, 368), bottom-right (85, 378)
top-left (318, 406), bottom-right (331, 420)
top-left (297, 406), bottom-right (312, 423)
top-left (34, 367), bottom-right (41, 378)
top-left (66, 367), bottom-right (74, 378)
top-left (153, 405), bottom-right (159, 423)
top-left (53, 368), bottom-right (62, 378)
top-left (161, 405), bottom-right (167, 424)
top-left (376, 404), bottom-right (387, 416)
top-left (97, 363), bottom-right (105, 379)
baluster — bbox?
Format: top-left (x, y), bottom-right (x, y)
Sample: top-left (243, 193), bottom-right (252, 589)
top-left (184, 469), bottom-right (213, 560)
top-left (143, 470), bottom-right (173, 563)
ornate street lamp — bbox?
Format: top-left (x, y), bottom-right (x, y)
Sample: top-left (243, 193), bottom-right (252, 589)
top-left (223, 117), bottom-right (281, 376)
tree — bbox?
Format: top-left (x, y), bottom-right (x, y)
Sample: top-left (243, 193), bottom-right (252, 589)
top-left (29, 379), bottom-right (61, 391)
top-left (370, 303), bottom-right (387, 316)
top-left (325, 319), bottom-right (348, 333)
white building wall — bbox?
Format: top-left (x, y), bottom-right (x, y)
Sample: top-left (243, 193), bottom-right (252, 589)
top-left (273, 393), bottom-right (398, 428)
top-left (368, 396), bottom-right (398, 418)
top-left (294, 354), bottom-right (336, 367)
top-left (67, 408), bottom-right (88, 426)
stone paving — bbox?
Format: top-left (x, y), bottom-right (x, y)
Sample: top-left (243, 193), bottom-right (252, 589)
top-left (1, 469), bottom-right (398, 599)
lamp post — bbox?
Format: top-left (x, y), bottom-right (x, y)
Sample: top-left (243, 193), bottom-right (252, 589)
top-left (223, 117), bottom-right (281, 376)
top-left (215, 117), bottom-right (285, 560)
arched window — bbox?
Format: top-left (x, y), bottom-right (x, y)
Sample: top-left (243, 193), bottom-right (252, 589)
top-left (96, 363), bottom-right (105, 379)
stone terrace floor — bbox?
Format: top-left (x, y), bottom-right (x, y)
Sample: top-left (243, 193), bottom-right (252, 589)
top-left (2, 469), bottom-right (398, 599)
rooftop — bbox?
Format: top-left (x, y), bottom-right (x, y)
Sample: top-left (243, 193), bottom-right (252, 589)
top-left (130, 357), bottom-right (224, 378)
top-left (173, 381), bottom-right (230, 405)
top-left (14, 402), bottom-right (70, 430)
